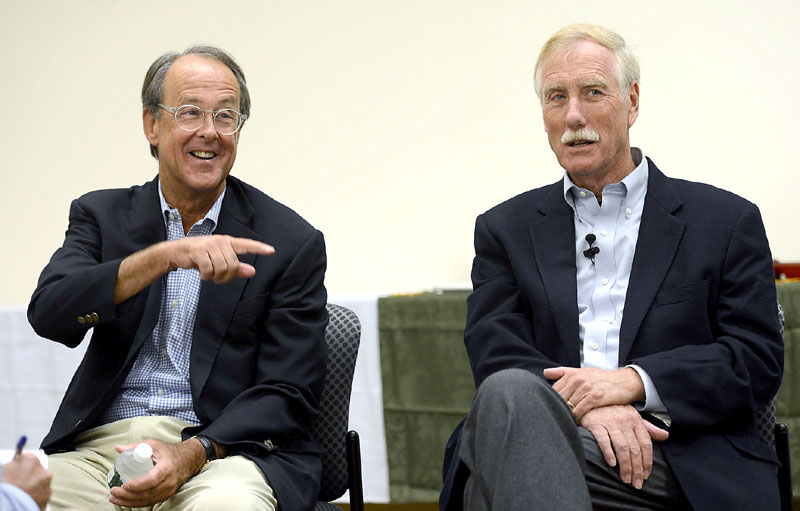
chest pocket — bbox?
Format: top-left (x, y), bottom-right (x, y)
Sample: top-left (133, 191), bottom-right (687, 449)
top-left (654, 280), bottom-right (710, 306)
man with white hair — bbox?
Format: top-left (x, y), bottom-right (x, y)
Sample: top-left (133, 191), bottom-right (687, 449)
top-left (440, 24), bottom-right (782, 511)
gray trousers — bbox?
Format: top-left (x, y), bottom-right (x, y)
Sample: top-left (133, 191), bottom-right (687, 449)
top-left (459, 369), bottom-right (689, 511)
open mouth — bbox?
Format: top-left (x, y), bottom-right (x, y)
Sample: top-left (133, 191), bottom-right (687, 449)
top-left (190, 150), bottom-right (216, 160)
top-left (566, 140), bottom-right (595, 147)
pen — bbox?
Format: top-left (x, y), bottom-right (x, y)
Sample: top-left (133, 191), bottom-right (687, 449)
top-left (14, 435), bottom-right (27, 459)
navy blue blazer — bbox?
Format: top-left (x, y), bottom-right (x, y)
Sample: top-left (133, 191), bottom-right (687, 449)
top-left (441, 159), bottom-right (783, 511)
top-left (29, 175), bottom-right (328, 511)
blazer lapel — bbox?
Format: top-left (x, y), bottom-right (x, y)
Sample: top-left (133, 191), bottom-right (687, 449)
top-left (125, 178), bottom-right (167, 365)
top-left (528, 184), bottom-right (581, 366)
top-left (190, 180), bottom-right (260, 397)
top-left (619, 161), bottom-right (686, 363)
top-left (126, 178), bottom-right (167, 252)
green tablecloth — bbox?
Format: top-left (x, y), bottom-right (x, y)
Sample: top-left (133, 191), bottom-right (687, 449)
top-left (776, 281), bottom-right (800, 496)
top-left (380, 282), bottom-right (800, 502)
top-left (379, 292), bottom-right (473, 502)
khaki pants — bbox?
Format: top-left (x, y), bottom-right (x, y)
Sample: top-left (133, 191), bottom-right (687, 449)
top-left (48, 416), bottom-right (276, 511)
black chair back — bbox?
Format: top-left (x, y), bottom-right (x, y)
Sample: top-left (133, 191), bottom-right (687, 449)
top-left (312, 303), bottom-right (362, 507)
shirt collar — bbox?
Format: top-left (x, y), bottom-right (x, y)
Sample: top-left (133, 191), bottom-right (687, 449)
top-left (157, 180), bottom-right (225, 232)
top-left (563, 147), bottom-right (649, 213)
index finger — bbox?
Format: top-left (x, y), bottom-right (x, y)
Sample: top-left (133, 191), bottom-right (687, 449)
top-left (543, 366), bottom-right (567, 380)
top-left (229, 237), bottom-right (275, 255)
top-left (113, 442), bottom-right (139, 454)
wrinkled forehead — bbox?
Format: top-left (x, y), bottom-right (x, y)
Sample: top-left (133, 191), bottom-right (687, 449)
top-left (163, 54), bottom-right (241, 106)
top-left (540, 39), bottom-right (620, 89)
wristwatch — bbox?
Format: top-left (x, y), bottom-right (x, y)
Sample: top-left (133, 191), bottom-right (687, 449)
top-left (194, 435), bottom-right (218, 462)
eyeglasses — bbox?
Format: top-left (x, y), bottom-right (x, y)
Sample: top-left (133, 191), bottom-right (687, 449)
top-left (157, 104), bottom-right (247, 135)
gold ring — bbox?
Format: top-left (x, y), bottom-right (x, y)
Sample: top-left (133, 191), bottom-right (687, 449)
top-left (566, 400), bottom-right (575, 409)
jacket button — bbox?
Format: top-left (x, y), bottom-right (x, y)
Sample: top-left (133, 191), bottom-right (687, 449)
top-left (263, 440), bottom-right (274, 449)
top-left (91, 312), bottom-right (100, 322)
top-left (77, 316), bottom-right (86, 325)
top-left (84, 314), bottom-right (93, 324)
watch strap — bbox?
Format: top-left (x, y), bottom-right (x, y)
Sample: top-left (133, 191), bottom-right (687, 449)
top-left (194, 435), bottom-right (217, 462)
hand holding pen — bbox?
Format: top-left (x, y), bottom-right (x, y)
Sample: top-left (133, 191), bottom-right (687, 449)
top-left (14, 435), bottom-right (27, 459)
top-left (3, 435), bottom-right (52, 510)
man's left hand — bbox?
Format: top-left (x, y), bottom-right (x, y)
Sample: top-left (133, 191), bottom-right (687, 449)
top-left (108, 439), bottom-right (205, 508)
top-left (544, 366), bottom-right (645, 420)
top-left (580, 404), bottom-right (669, 489)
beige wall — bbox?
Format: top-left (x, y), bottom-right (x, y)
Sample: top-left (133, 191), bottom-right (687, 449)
top-left (1, 0), bottom-right (797, 304)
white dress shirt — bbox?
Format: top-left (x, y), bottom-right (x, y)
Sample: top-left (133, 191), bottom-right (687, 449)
top-left (563, 147), bottom-right (666, 413)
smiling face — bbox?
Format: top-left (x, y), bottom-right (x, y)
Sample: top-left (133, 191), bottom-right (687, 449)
top-left (143, 54), bottom-right (242, 206)
top-left (540, 38), bottom-right (639, 191)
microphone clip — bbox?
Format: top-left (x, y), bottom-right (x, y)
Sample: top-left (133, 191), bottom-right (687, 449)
top-left (583, 233), bottom-right (600, 264)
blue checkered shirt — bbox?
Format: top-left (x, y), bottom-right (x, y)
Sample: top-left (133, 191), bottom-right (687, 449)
top-left (100, 182), bottom-right (225, 426)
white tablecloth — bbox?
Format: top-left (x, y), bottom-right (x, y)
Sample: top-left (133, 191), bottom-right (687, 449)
top-left (0, 293), bottom-right (389, 503)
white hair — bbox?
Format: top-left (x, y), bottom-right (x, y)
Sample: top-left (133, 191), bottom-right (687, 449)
top-left (533, 23), bottom-right (640, 102)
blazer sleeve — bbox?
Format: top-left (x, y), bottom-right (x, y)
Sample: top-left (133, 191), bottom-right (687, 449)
top-left (630, 203), bottom-right (783, 428)
top-left (28, 197), bottom-right (123, 347)
top-left (465, 213), bottom-right (560, 389)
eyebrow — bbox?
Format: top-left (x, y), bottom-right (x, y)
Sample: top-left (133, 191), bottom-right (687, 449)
top-left (179, 96), bottom-right (239, 109)
top-left (542, 78), bottom-right (610, 98)
top-left (580, 80), bottom-right (609, 90)
top-left (542, 84), bottom-right (565, 98)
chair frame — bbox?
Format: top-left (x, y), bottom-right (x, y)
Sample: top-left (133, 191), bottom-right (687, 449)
top-left (313, 303), bottom-right (365, 511)
top-left (776, 422), bottom-right (792, 511)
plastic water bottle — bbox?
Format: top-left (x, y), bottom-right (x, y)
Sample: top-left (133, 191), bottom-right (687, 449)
top-left (107, 443), bottom-right (154, 488)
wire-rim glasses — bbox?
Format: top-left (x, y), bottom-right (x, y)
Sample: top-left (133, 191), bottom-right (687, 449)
top-left (157, 104), bottom-right (247, 135)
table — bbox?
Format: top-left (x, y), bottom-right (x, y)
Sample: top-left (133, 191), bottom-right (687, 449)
top-left (0, 308), bottom-right (86, 450)
top-left (378, 291), bottom-right (473, 502)
top-left (775, 281), bottom-right (800, 497)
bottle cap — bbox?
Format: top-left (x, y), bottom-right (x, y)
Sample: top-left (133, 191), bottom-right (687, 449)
top-left (132, 443), bottom-right (154, 463)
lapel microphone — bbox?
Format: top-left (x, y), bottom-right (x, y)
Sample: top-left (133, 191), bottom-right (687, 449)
top-left (583, 233), bottom-right (600, 264)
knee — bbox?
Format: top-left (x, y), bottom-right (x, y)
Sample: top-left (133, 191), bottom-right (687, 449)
top-left (478, 368), bottom-right (549, 401)
top-left (471, 368), bottom-right (552, 417)
top-left (179, 473), bottom-right (276, 511)
top-left (186, 484), bottom-right (274, 511)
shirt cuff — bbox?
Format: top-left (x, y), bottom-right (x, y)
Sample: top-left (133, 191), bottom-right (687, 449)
top-left (627, 364), bottom-right (668, 413)
top-left (1, 482), bottom-right (39, 511)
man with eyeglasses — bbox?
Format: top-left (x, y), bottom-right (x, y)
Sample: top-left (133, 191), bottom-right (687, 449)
top-left (28, 46), bottom-right (327, 511)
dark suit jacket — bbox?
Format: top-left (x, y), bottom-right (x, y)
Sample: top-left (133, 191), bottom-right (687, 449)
top-left (28, 175), bottom-right (328, 511)
top-left (441, 159), bottom-right (784, 511)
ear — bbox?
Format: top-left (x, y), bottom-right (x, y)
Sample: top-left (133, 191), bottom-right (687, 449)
top-left (143, 108), bottom-right (159, 147)
top-left (627, 81), bottom-right (640, 128)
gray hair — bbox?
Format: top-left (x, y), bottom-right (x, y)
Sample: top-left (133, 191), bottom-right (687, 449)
top-left (533, 24), bottom-right (640, 102)
top-left (142, 45), bottom-right (251, 159)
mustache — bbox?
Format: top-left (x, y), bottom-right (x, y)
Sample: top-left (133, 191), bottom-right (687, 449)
top-left (561, 128), bottom-right (599, 144)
